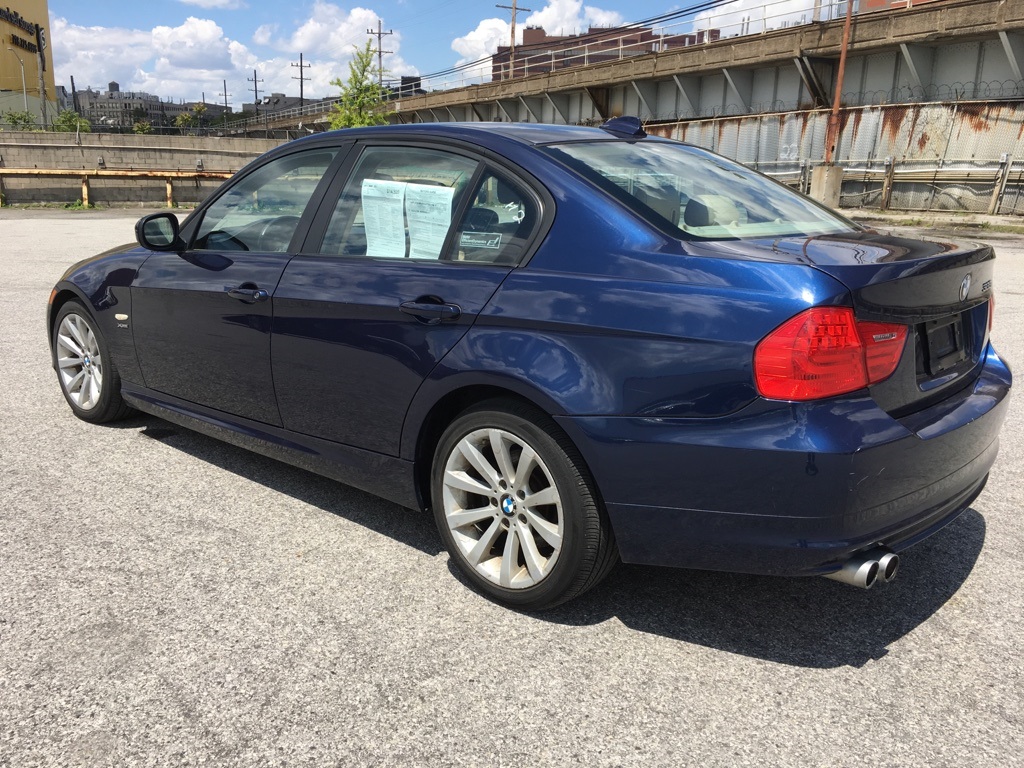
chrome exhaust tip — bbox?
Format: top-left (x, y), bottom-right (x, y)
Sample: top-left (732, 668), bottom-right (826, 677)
top-left (868, 549), bottom-right (900, 584)
top-left (823, 555), bottom-right (879, 589)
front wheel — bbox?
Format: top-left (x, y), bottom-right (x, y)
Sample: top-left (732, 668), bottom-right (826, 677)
top-left (432, 400), bottom-right (617, 610)
top-left (53, 300), bottom-right (134, 423)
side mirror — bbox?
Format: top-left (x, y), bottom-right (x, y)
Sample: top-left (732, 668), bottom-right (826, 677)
top-left (136, 212), bottom-right (183, 251)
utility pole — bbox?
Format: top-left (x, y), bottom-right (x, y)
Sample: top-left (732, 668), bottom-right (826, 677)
top-left (70, 74), bottom-right (79, 115)
top-left (248, 69), bottom-right (263, 116)
top-left (291, 53), bottom-right (310, 107)
top-left (222, 79), bottom-right (231, 125)
top-left (496, 1), bottom-right (531, 80)
top-left (823, 0), bottom-right (854, 164)
top-left (366, 20), bottom-right (393, 90)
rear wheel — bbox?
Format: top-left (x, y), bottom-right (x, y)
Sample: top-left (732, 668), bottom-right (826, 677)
top-left (432, 400), bottom-right (617, 610)
top-left (53, 301), bottom-right (133, 423)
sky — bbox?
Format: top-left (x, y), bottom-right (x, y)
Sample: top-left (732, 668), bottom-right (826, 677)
top-left (46, 0), bottom-right (811, 107)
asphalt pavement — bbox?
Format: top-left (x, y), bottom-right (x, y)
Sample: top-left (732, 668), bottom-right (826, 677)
top-left (1, 209), bottom-right (1022, 766)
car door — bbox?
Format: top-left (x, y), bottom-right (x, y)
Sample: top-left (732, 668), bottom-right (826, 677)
top-left (272, 142), bottom-right (543, 455)
top-left (131, 146), bottom-right (342, 425)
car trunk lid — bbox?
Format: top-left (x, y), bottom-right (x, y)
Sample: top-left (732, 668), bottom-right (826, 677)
top-left (702, 231), bottom-right (995, 415)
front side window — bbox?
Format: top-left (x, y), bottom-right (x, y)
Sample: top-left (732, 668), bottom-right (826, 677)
top-left (544, 140), bottom-right (857, 240)
top-left (319, 147), bottom-right (479, 260)
top-left (193, 149), bottom-right (338, 252)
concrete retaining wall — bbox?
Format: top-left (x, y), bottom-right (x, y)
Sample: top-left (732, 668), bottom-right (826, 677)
top-left (0, 133), bottom-right (285, 206)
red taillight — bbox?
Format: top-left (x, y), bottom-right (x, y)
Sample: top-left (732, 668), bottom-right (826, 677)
top-left (754, 307), bottom-right (907, 401)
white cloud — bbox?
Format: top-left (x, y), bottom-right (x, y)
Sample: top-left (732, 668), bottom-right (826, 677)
top-left (451, 18), bottom-right (508, 72)
top-left (50, 4), bottom-right (418, 108)
top-left (258, 2), bottom-right (418, 91)
top-left (178, 0), bottom-right (248, 9)
top-left (450, 0), bottom-right (624, 74)
top-left (524, 0), bottom-right (623, 36)
top-left (253, 24), bottom-right (277, 46)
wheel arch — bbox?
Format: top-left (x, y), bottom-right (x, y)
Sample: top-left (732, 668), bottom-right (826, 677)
top-left (47, 284), bottom-right (92, 362)
top-left (405, 379), bottom-right (584, 513)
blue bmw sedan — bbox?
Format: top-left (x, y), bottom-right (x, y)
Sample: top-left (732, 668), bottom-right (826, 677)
top-left (48, 118), bottom-right (1011, 609)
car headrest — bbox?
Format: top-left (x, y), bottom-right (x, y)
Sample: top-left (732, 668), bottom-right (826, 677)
top-left (465, 207), bottom-right (500, 231)
top-left (684, 199), bottom-right (713, 227)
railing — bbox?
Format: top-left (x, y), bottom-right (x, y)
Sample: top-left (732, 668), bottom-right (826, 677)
top-left (0, 168), bottom-right (233, 207)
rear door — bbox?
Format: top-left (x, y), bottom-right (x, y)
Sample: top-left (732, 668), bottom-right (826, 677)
top-left (272, 143), bottom-right (543, 455)
top-left (131, 147), bottom-right (342, 425)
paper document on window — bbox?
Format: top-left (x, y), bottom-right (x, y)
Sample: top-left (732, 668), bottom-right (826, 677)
top-left (406, 183), bottom-right (455, 260)
top-left (362, 179), bottom-right (407, 258)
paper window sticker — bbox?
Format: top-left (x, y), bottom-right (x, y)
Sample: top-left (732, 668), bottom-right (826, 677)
top-left (362, 178), bottom-right (408, 258)
top-left (406, 183), bottom-right (455, 260)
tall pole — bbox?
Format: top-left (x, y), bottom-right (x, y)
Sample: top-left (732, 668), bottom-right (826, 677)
top-left (291, 53), bottom-right (310, 106)
top-left (222, 79), bottom-right (231, 127)
top-left (34, 24), bottom-right (48, 125)
top-left (366, 21), bottom-right (393, 90)
top-left (823, 0), bottom-right (855, 164)
top-left (496, 1), bottom-right (532, 79)
top-left (248, 69), bottom-right (263, 116)
top-left (6, 48), bottom-right (27, 112)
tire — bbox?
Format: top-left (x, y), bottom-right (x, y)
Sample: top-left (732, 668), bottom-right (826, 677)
top-left (431, 399), bottom-right (618, 610)
top-left (52, 300), bottom-right (134, 424)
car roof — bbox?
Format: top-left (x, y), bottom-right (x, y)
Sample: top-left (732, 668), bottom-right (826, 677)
top-left (288, 121), bottom-right (629, 149)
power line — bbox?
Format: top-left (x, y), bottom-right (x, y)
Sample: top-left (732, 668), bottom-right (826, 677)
top-left (367, 20), bottom-right (393, 90)
top-left (291, 53), bottom-right (310, 106)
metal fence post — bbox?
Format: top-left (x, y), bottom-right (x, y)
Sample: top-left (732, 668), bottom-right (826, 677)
top-left (881, 156), bottom-right (895, 210)
top-left (989, 153), bottom-right (1012, 215)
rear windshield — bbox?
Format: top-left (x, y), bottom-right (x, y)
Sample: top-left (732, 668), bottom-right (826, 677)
top-left (543, 140), bottom-right (858, 240)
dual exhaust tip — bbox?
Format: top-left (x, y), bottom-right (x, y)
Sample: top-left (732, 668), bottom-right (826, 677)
top-left (823, 548), bottom-right (900, 589)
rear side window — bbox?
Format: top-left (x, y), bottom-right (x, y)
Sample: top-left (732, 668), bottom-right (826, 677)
top-left (446, 171), bottom-right (538, 265)
top-left (192, 149), bottom-right (338, 252)
top-left (544, 140), bottom-right (856, 240)
top-left (318, 147), bottom-right (479, 260)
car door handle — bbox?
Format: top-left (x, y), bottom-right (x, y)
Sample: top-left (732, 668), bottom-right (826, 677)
top-left (399, 300), bottom-right (462, 322)
top-left (227, 286), bottom-right (270, 303)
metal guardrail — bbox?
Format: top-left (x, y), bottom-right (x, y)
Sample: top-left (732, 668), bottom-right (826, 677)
top-left (0, 168), bottom-right (234, 208)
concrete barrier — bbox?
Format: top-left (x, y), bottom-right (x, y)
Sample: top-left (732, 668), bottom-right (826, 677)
top-left (0, 133), bottom-right (284, 206)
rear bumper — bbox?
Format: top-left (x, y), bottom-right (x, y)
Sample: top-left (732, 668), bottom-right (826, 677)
top-left (559, 345), bottom-right (1011, 575)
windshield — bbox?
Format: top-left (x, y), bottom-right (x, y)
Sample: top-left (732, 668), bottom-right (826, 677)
top-left (543, 140), bottom-right (858, 240)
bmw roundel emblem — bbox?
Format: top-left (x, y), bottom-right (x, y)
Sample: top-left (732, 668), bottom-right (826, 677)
top-left (501, 496), bottom-right (516, 516)
top-left (959, 274), bottom-right (972, 303)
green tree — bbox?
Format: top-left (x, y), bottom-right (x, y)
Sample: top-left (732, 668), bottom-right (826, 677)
top-left (328, 41), bottom-right (393, 129)
top-left (2, 110), bottom-right (36, 130)
top-left (132, 119), bottom-right (154, 134)
top-left (52, 109), bottom-right (91, 133)
top-left (191, 103), bottom-right (208, 133)
top-left (174, 111), bottom-right (194, 134)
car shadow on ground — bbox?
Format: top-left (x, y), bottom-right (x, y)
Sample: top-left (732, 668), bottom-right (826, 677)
top-left (120, 416), bottom-right (443, 557)
top-left (118, 415), bottom-right (984, 670)
top-left (535, 508), bottom-right (986, 669)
